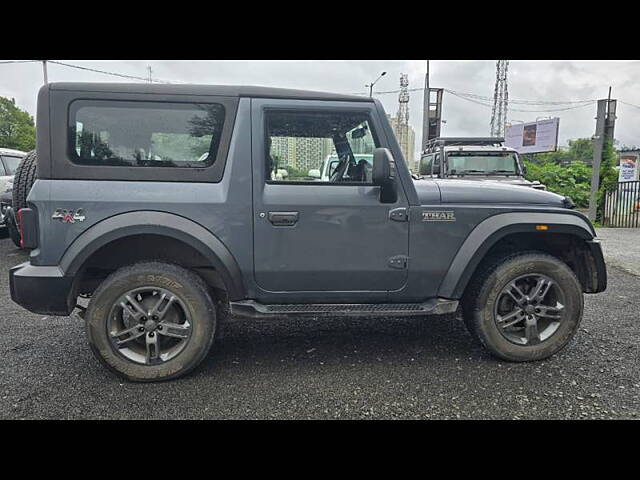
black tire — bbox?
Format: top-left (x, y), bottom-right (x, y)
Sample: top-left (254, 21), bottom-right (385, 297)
top-left (462, 252), bottom-right (583, 362)
top-left (5, 209), bottom-right (22, 247)
top-left (85, 261), bottom-right (217, 382)
top-left (12, 150), bottom-right (38, 213)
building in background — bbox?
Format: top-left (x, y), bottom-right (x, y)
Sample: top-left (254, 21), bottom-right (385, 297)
top-left (388, 114), bottom-right (416, 170)
top-left (270, 136), bottom-right (334, 172)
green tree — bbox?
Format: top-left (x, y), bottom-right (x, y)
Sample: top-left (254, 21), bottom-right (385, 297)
top-left (0, 96), bottom-right (36, 151)
top-left (524, 136), bottom-right (620, 221)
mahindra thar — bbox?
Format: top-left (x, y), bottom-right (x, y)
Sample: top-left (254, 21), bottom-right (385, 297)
top-left (9, 83), bottom-right (607, 381)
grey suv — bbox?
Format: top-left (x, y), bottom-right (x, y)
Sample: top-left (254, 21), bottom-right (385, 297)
top-left (418, 137), bottom-right (546, 190)
top-left (9, 83), bottom-right (606, 381)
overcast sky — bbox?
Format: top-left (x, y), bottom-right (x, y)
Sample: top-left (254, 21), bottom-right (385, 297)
top-left (2, 60), bottom-right (639, 160)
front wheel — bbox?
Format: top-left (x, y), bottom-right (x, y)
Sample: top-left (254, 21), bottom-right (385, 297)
top-left (462, 252), bottom-right (584, 362)
top-left (85, 261), bottom-right (217, 381)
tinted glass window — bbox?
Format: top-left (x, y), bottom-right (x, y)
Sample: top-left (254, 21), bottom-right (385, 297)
top-left (447, 152), bottom-right (519, 175)
top-left (69, 100), bottom-right (225, 167)
top-left (419, 154), bottom-right (433, 175)
top-left (2, 156), bottom-right (23, 175)
top-left (265, 110), bottom-right (378, 183)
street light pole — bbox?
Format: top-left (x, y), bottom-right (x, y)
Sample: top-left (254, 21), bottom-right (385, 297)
top-left (366, 71), bottom-right (386, 97)
top-left (42, 60), bottom-right (48, 85)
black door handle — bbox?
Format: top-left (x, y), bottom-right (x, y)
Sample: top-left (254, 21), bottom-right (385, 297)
top-left (268, 211), bottom-right (299, 226)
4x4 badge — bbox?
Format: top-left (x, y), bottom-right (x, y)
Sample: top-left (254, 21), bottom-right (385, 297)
top-left (52, 208), bottom-right (86, 224)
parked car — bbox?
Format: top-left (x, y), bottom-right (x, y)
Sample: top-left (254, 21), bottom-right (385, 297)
top-left (418, 137), bottom-right (546, 190)
top-left (315, 153), bottom-right (373, 182)
top-left (0, 148), bottom-right (25, 192)
top-left (0, 148), bottom-right (26, 243)
top-left (9, 82), bottom-right (606, 381)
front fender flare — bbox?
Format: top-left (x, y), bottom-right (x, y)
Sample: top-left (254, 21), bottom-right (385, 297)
top-left (437, 212), bottom-right (595, 299)
top-left (59, 211), bottom-right (245, 300)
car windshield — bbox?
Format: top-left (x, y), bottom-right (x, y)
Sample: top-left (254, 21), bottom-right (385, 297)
top-left (447, 152), bottom-right (519, 175)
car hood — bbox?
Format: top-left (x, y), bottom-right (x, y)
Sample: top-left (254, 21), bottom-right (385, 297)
top-left (413, 178), bottom-right (566, 206)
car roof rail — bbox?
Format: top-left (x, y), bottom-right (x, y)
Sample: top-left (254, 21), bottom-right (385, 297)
top-left (422, 137), bottom-right (505, 154)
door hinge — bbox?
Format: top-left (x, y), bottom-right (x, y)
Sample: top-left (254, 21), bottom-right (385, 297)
top-left (389, 207), bottom-right (409, 222)
top-left (388, 255), bottom-right (408, 270)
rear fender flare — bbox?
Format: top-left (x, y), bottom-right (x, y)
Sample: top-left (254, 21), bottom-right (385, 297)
top-left (59, 211), bottom-right (245, 300)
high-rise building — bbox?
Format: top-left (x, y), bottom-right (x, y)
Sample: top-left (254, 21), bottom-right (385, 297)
top-left (270, 137), bottom-right (334, 172)
top-left (387, 114), bottom-right (416, 171)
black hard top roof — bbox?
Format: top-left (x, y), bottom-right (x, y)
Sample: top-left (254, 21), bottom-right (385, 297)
top-left (48, 82), bottom-right (372, 102)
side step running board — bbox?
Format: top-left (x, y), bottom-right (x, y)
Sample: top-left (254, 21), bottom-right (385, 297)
top-left (230, 298), bottom-right (458, 320)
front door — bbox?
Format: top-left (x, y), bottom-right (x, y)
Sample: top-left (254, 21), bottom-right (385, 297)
top-left (251, 98), bottom-right (409, 298)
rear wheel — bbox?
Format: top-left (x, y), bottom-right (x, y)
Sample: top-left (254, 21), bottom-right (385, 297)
top-left (85, 261), bottom-right (217, 381)
top-left (462, 252), bottom-right (583, 362)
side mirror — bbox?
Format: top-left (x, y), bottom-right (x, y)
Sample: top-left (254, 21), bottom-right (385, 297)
top-left (373, 148), bottom-right (397, 203)
top-left (522, 164), bottom-right (528, 175)
top-left (373, 148), bottom-right (394, 186)
top-left (432, 162), bottom-right (441, 176)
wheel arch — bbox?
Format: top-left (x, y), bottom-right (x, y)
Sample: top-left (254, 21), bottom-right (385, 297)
top-left (60, 211), bottom-right (245, 300)
top-left (438, 212), bottom-right (598, 299)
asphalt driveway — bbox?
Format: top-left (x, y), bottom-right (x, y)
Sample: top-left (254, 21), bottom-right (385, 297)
top-left (0, 235), bottom-right (638, 419)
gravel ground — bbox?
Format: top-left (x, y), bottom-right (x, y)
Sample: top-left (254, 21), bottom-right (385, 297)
top-left (596, 228), bottom-right (640, 277)
top-left (0, 236), bottom-right (638, 420)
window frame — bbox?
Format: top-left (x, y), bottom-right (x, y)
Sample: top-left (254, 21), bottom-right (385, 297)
top-left (263, 108), bottom-right (380, 187)
top-left (49, 89), bottom-right (238, 183)
top-left (68, 99), bottom-right (225, 169)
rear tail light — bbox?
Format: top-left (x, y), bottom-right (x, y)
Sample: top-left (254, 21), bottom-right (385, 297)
top-left (16, 208), bottom-right (25, 248)
top-left (16, 208), bottom-right (37, 249)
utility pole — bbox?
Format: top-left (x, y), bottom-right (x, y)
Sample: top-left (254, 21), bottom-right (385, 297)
top-left (42, 60), bottom-right (48, 85)
top-left (421, 60), bottom-right (444, 150)
top-left (422, 60), bottom-right (430, 150)
top-left (588, 88), bottom-right (617, 221)
top-left (147, 66), bottom-right (153, 83)
top-left (587, 100), bottom-right (608, 221)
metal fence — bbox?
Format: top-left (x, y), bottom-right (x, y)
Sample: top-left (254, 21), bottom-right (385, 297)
top-left (602, 180), bottom-right (640, 227)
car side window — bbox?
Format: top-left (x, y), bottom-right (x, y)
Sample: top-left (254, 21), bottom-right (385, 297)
top-left (419, 154), bottom-right (433, 175)
top-left (265, 110), bottom-right (378, 184)
top-left (68, 100), bottom-right (225, 168)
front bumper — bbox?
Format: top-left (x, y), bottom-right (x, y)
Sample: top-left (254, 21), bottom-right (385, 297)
top-left (9, 262), bottom-right (75, 315)
top-left (585, 239), bottom-right (607, 293)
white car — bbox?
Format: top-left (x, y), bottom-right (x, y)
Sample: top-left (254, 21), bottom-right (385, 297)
top-left (0, 148), bottom-right (27, 228)
top-left (0, 148), bottom-right (26, 192)
top-left (314, 153), bottom-right (373, 182)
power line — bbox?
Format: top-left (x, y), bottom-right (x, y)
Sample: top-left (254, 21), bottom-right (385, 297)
top-left (619, 100), bottom-right (640, 110)
top-left (446, 89), bottom-right (597, 113)
top-left (446, 88), bottom-right (595, 105)
top-left (0, 60), bottom-right (40, 65)
top-left (47, 60), bottom-right (176, 84)
top-left (0, 60), bottom-right (637, 114)
top-left (349, 85), bottom-right (597, 107)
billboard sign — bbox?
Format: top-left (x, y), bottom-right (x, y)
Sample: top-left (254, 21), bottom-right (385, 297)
top-left (505, 118), bottom-right (560, 154)
top-left (619, 154), bottom-right (639, 182)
